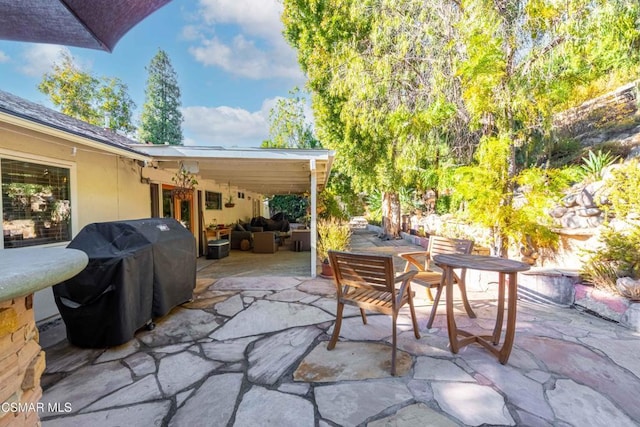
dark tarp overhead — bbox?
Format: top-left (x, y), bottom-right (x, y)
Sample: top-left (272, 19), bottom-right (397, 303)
top-left (54, 218), bottom-right (195, 348)
top-left (0, 0), bottom-right (171, 52)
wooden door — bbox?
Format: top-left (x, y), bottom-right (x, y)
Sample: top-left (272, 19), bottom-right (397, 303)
top-left (162, 185), bottom-right (194, 232)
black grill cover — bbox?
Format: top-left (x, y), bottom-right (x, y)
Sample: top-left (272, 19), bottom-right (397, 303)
top-left (54, 218), bottom-right (196, 348)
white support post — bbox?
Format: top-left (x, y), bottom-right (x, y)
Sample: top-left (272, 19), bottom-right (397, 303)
top-left (310, 159), bottom-right (317, 277)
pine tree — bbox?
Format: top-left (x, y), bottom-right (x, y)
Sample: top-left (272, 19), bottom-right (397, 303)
top-left (139, 49), bottom-right (183, 145)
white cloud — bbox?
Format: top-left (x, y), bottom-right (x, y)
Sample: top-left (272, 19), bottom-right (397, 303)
top-left (182, 99), bottom-right (276, 147)
top-left (0, 51), bottom-right (9, 63)
top-left (181, 25), bottom-right (201, 41)
top-left (197, 0), bottom-right (283, 42)
top-left (189, 35), bottom-right (301, 80)
top-left (187, 0), bottom-right (302, 80)
top-left (18, 44), bottom-right (70, 77)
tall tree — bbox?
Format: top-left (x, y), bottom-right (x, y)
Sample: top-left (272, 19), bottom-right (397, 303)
top-left (139, 49), bottom-right (183, 145)
top-left (283, 0), bottom-right (640, 250)
top-left (262, 87), bottom-right (320, 149)
top-left (39, 52), bottom-right (136, 133)
top-left (98, 78), bottom-right (137, 134)
top-left (450, 0), bottom-right (640, 255)
top-left (283, 0), bottom-right (473, 237)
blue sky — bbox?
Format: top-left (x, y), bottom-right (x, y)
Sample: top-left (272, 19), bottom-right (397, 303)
top-left (0, 0), bottom-right (306, 147)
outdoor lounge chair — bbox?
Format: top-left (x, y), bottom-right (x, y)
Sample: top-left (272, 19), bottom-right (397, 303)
top-left (399, 235), bottom-right (475, 329)
top-left (327, 250), bottom-right (420, 375)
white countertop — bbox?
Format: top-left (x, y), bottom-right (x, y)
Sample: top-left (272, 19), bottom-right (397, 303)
top-left (0, 246), bottom-right (88, 301)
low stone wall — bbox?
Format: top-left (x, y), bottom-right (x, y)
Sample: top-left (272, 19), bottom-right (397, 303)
top-left (516, 269), bottom-right (640, 331)
top-left (0, 295), bottom-right (45, 426)
top-left (378, 227), bottom-right (640, 331)
top-left (518, 268), bottom-right (581, 306)
top-left (573, 284), bottom-right (640, 330)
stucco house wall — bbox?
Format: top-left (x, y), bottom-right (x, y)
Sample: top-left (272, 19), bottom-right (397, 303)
top-left (0, 125), bottom-right (268, 321)
top-left (1, 90), bottom-right (332, 322)
top-left (0, 124), bottom-right (151, 234)
top-left (0, 123), bottom-right (154, 321)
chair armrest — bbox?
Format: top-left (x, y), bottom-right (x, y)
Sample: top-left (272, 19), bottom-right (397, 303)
top-left (395, 270), bottom-right (417, 305)
top-left (398, 251), bottom-right (429, 258)
top-left (394, 270), bottom-right (418, 283)
top-left (398, 251), bottom-right (431, 272)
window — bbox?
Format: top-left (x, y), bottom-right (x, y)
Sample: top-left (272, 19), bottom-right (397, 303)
top-left (2, 158), bottom-right (71, 248)
top-left (205, 191), bottom-right (222, 210)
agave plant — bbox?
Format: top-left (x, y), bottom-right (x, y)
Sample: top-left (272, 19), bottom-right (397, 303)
top-left (579, 149), bottom-right (618, 182)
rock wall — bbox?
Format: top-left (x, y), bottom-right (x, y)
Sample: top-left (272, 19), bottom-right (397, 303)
top-left (544, 81), bottom-right (640, 267)
top-left (553, 80), bottom-right (640, 144)
top-left (0, 295), bottom-right (45, 427)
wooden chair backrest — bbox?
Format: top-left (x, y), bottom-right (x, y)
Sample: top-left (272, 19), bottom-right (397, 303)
top-left (428, 235), bottom-right (474, 258)
top-left (328, 250), bottom-right (395, 294)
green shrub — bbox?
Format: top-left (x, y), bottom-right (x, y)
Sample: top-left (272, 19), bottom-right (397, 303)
top-left (269, 194), bottom-right (308, 222)
top-left (365, 190), bottom-right (383, 224)
top-left (607, 159), bottom-right (640, 219)
top-left (317, 217), bottom-right (352, 263)
top-left (547, 138), bottom-right (582, 168)
top-left (581, 225), bottom-right (640, 295)
top-left (319, 190), bottom-right (347, 220)
top-left (434, 195), bottom-right (452, 215)
top-left (580, 260), bottom-right (619, 294)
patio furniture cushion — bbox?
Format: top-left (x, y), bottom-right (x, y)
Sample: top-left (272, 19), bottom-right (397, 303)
top-left (253, 231), bottom-right (278, 253)
top-left (230, 229), bottom-right (253, 250)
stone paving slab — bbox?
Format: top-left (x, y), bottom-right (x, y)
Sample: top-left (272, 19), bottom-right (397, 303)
top-left (169, 373), bottom-right (242, 427)
top-left (234, 386), bottom-right (315, 427)
top-left (42, 401), bottom-right (171, 427)
top-left (37, 231), bottom-right (640, 426)
top-left (210, 300), bottom-right (334, 340)
top-left (248, 326), bottom-right (322, 385)
top-left (293, 341), bottom-right (413, 381)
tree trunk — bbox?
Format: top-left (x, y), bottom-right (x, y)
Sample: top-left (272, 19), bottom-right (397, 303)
top-left (382, 191), bottom-right (401, 239)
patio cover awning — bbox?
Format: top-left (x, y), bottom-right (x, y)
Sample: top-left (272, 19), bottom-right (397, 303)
top-left (128, 144), bottom-right (334, 196)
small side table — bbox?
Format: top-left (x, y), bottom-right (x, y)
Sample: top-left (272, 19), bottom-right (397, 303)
top-left (206, 227), bottom-right (230, 241)
top-left (433, 253), bottom-right (530, 364)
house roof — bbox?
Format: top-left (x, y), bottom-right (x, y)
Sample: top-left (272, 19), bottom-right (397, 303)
top-left (0, 90), bottom-right (334, 195)
top-left (0, 89), bottom-right (149, 160)
top-left (129, 144), bottom-right (335, 195)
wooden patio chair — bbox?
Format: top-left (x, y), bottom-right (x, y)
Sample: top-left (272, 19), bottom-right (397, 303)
top-left (327, 250), bottom-right (420, 375)
top-left (399, 235), bottom-right (475, 329)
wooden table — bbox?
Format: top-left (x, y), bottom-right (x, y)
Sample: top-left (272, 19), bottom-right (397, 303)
top-left (433, 253), bottom-right (530, 364)
top-left (206, 227), bottom-right (230, 241)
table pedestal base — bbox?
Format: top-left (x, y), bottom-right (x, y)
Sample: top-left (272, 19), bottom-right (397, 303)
top-left (444, 270), bottom-right (519, 364)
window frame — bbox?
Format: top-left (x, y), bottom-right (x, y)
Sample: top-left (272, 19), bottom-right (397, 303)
top-left (0, 149), bottom-right (77, 249)
top-left (205, 191), bottom-right (222, 210)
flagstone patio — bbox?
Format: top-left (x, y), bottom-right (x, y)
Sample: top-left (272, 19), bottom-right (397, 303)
top-left (36, 230), bottom-right (640, 426)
